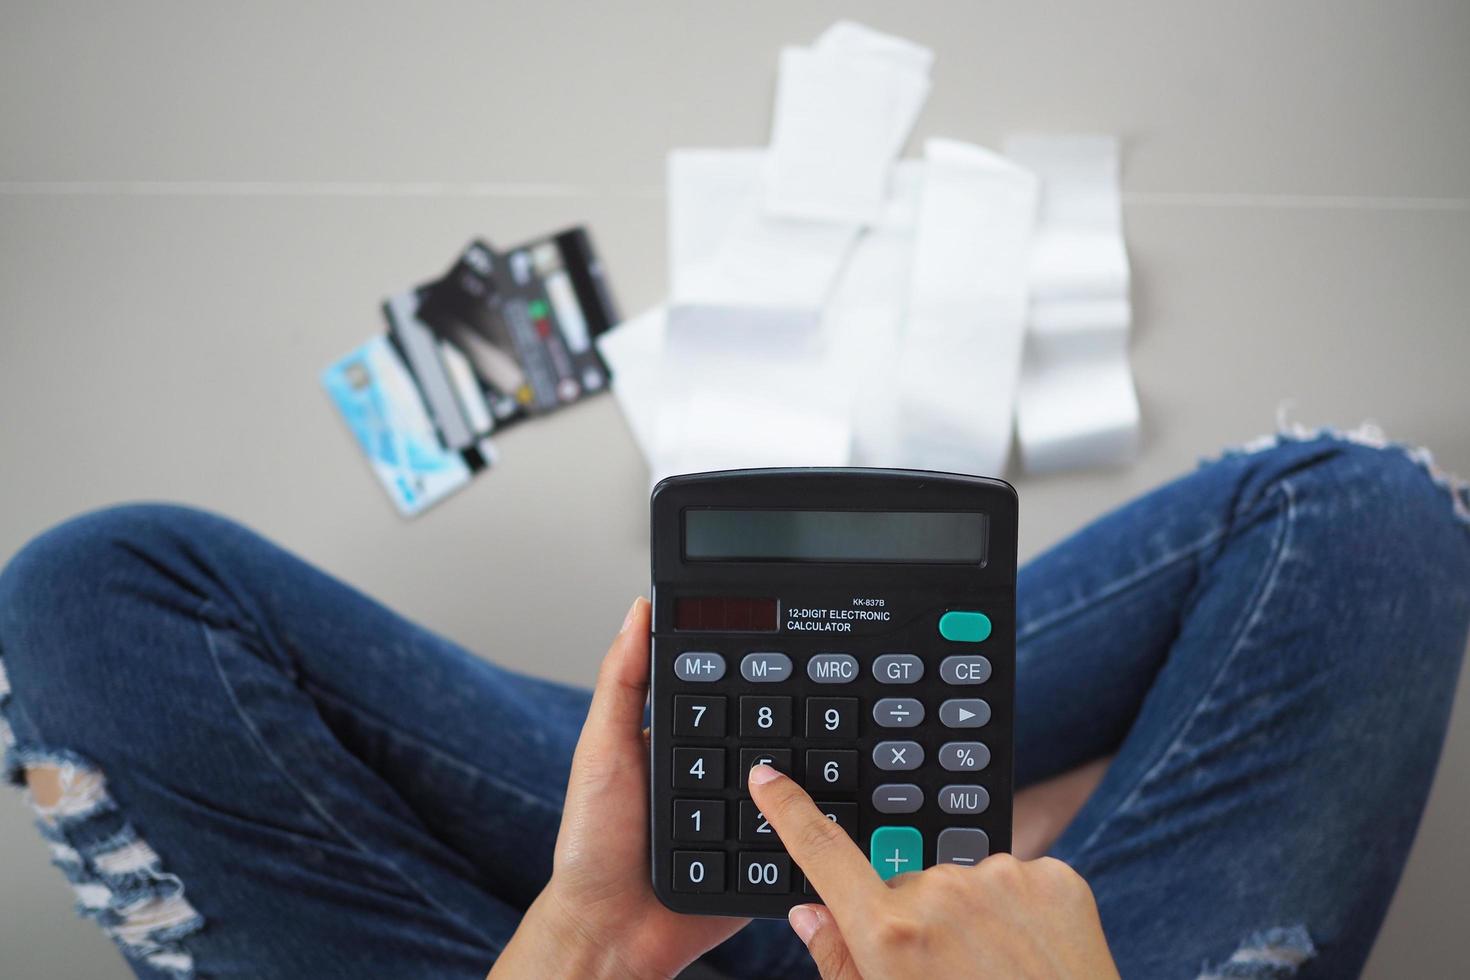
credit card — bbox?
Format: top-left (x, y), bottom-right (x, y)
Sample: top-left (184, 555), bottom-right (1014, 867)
top-left (382, 289), bottom-right (487, 454)
top-left (321, 336), bottom-right (477, 516)
top-left (417, 230), bottom-right (619, 417)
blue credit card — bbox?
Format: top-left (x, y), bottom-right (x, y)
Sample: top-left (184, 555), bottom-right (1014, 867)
top-left (321, 336), bottom-right (475, 517)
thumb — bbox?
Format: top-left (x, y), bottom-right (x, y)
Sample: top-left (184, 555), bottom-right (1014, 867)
top-left (789, 904), bottom-right (863, 980)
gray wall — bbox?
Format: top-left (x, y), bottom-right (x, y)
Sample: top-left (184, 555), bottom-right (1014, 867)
top-left (2, 2), bottom-right (1468, 975)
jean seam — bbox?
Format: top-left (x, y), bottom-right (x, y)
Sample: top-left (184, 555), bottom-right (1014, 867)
top-left (303, 680), bottom-right (568, 815)
top-left (196, 599), bottom-right (504, 955)
top-left (1066, 479), bottom-right (1297, 861)
top-left (1017, 526), bottom-right (1227, 645)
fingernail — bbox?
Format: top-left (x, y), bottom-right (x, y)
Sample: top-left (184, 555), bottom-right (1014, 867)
top-left (789, 905), bottom-right (822, 945)
top-left (748, 763), bottom-right (781, 786)
top-left (620, 597), bottom-right (644, 633)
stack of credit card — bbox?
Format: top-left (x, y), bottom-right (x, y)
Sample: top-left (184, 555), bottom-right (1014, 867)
top-left (322, 227), bottom-right (620, 516)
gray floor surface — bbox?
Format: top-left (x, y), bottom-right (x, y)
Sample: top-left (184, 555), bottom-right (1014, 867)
top-left (2, 2), bottom-right (1468, 976)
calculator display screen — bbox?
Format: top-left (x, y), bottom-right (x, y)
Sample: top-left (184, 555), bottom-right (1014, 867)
top-left (683, 509), bottom-right (988, 563)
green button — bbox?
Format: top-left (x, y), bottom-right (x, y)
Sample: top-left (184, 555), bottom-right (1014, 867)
top-left (870, 825), bottom-right (923, 881)
top-left (528, 299), bottom-right (550, 319)
top-left (939, 610), bottom-right (992, 643)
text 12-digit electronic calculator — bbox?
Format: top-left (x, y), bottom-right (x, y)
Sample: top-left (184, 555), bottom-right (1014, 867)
top-left (649, 468), bottom-right (1016, 918)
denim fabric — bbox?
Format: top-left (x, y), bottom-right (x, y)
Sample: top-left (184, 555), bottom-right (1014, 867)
top-left (1, 435), bottom-right (1466, 978)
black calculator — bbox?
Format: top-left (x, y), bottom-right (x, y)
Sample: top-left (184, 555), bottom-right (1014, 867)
top-left (648, 468), bottom-right (1016, 918)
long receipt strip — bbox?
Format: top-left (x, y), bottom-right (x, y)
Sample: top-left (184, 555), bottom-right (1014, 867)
top-left (597, 21), bottom-right (1139, 484)
top-left (1007, 134), bottom-right (1139, 472)
top-left (765, 22), bottom-right (933, 224)
top-left (893, 140), bottom-right (1038, 477)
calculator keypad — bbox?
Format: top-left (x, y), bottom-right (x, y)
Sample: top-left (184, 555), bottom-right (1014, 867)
top-left (656, 607), bottom-right (1010, 912)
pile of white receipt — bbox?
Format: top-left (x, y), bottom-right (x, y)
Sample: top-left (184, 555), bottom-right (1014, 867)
top-left (598, 21), bottom-right (1139, 484)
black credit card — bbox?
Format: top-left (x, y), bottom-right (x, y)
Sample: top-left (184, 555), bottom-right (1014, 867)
top-left (417, 229), bottom-right (619, 418)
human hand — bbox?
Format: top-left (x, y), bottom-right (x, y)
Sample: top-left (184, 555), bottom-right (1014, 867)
top-left (489, 598), bottom-right (747, 979)
top-left (748, 763), bottom-right (1119, 979)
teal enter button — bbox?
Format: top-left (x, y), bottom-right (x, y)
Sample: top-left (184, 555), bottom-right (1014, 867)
top-left (939, 610), bottom-right (992, 643)
top-left (870, 825), bottom-right (923, 881)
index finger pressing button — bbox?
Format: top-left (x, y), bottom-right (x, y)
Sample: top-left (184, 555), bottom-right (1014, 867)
top-left (869, 826), bottom-right (923, 881)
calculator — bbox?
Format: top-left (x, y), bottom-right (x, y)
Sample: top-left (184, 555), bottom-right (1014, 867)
top-left (648, 468), bottom-right (1016, 918)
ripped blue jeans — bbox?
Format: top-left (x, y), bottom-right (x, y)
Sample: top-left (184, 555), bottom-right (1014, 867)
top-left (1, 432), bottom-right (1467, 979)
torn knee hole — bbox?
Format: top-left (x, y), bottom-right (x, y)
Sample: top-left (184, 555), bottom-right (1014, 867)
top-left (26, 762), bottom-right (107, 823)
top-left (26, 764), bottom-right (64, 808)
top-left (13, 755), bottom-right (204, 977)
top-left (1198, 925), bottom-right (1317, 979)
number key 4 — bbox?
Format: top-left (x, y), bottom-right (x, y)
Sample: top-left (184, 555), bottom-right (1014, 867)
top-left (673, 747), bottom-right (725, 789)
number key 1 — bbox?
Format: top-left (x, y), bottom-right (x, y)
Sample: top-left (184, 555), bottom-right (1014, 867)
top-left (673, 799), bottom-right (725, 841)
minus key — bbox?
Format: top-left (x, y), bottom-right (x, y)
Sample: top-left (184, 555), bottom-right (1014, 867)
top-left (936, 827), bottom-right (990, 866)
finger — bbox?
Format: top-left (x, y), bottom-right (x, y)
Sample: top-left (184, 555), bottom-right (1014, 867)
top-left (748, 765), bottom-right (883, 917)
top-left (789, 905), bottom-right (863, 980)
top-left (564, 598), bottom-right (650, 796)
top-left (581, 597), bottom-right (651, 748)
